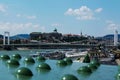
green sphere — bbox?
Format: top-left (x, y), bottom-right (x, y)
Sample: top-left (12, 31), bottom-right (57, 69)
top-left (77, 66), bottom-right (92, 73)
top-left (90, 60), bottom-right (100, 67)
top-left (6, 59), bottom-right (20, 66)
top-left (117, 73), bottom-right (120, 79)
top-left (57, 60), bottom-right (67, 66)
top-left (0, 55), bottom-right (10, 60)
top-left (12, 54), bottom-right (21, 60)
top-left (61, 74), bottom-right (78, 80)
top-left (36, 56), bottom-right (46, 61)
top-left (87, 64), bottom-right (98, 70)
top-left (37, 63), bottom-right (51, 70)
top-left (16, 67), bottom-right (33, 76)
top-left (24, 57), bottom-right (35, 64)
top-left (64, 58), bottom-right (73, 64)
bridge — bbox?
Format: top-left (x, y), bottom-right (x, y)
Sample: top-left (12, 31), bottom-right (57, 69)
top-left (0, 43), bottom-right (115, 50)
top-left (0, 43), bottom-right (98, 50)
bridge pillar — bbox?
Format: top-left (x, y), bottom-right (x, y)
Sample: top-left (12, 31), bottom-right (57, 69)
top-left (3, 31), bottom-right (10, 45)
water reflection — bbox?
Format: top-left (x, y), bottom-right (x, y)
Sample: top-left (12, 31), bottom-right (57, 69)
top-left (15, 75), bottom-right (32, 80)
top-left (6, 65), bottom-right (19, 69)
top-left (24, 63), bottom-right (35, 67)
top-left (37, 69), bottom-right (51, 74)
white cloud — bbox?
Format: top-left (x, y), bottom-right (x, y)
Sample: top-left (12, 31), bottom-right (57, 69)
top-left (24, 23), bottom-right (33, 27)
top-left (16, 14), bottom-right (37, 19)
top-left (64, 8), bottom-right (74, 15)
top-left (106, 20), bottom-right (113, 24)
top-left (16, 14), bottom-right (21, 17)
top-left (0, 4), bottom-right (7, 12)
top-left (26, 15), bottom-right (37, 19)
top-left (65, 6), bottom-right (102, 20)
top-left (107, 23), bottom-right (118, 30)
top-left (51, 23), bottom-right (62, 27)
top-left (95, 8), bottom-right (103, 13)
top-left (107, 21), bottom-right (119, 31)
top-left (0, 22), bottom-right (45, 35)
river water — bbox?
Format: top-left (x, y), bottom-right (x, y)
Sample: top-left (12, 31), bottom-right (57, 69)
top-left (0, 49), bottom-right (118, 80)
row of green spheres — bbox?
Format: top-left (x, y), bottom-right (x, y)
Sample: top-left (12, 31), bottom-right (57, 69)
top-left (0, 54), bottom-right (21, 61)
top-left (0, 54), bottom-right (46, 61)
top-left (15, 57), bottom-right (78, 80)
top-left (17, 56), bottom-right (78, 80)
top-left (0, 54), bottom-right (79, 80)
top-left (0, 54), bottom-right (50, 77)
top-left (24, 56), bottom-right (46, 64)
top-left (57, 58), bottom-right (73, 66)
top-left (0, 54), bottom-right (47, 68)
top-left (0, 54), bottom-right (20, 66)
top-left (15, 67), bottom-right (79, 80)
top-left (15, 63), bottom-right (51, 77)
top-left (0, 54), bottom-right (21, 66)
top-left (1, 54), bottom-right (48, 68)
top-left (0, 54), bottom-right (73, 67)
top-left (77, 60), bottom-right (100, 74)
top-left (16, 58), bottom-right (51, 77)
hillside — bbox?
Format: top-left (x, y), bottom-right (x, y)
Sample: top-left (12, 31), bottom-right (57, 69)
top-left (10, 34), bottom-right (30, 40)
top-left (103, 34), bottom-right (120, 40)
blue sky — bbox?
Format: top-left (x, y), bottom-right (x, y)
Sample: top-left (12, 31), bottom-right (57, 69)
top-left (0, 0), bottom-right (120, 37)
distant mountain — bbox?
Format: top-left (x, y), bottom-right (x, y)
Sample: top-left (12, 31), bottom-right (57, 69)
top-left (10, 34), bottom-right (30, 40)
top-left (103, 34), bottom-right (114, 40)
top-left (103, 34), bottom-right (120, 40)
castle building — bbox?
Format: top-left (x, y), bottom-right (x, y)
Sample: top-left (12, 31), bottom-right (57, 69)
top-left (30, 29), bottom-right (62, 43)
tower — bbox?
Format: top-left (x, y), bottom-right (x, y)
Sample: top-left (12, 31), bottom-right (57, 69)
top-left (3, 31), bottom-right (10, 45)
top-left (53, 28), bottom-right (57, 33)
top-left (80, 31), bottom-right (83, 36)
top-left (114, 30), bottom-right (118, 46)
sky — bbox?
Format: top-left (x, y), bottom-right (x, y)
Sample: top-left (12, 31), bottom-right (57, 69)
top-left (0, 0), bottom-right (120, 37)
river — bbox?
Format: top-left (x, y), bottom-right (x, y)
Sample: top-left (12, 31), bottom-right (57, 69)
top-left (0, 49), bottom-right (118, 80)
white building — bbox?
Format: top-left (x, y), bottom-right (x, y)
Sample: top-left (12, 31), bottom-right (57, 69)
top-left (114, 30), bottom-right (118, 46)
